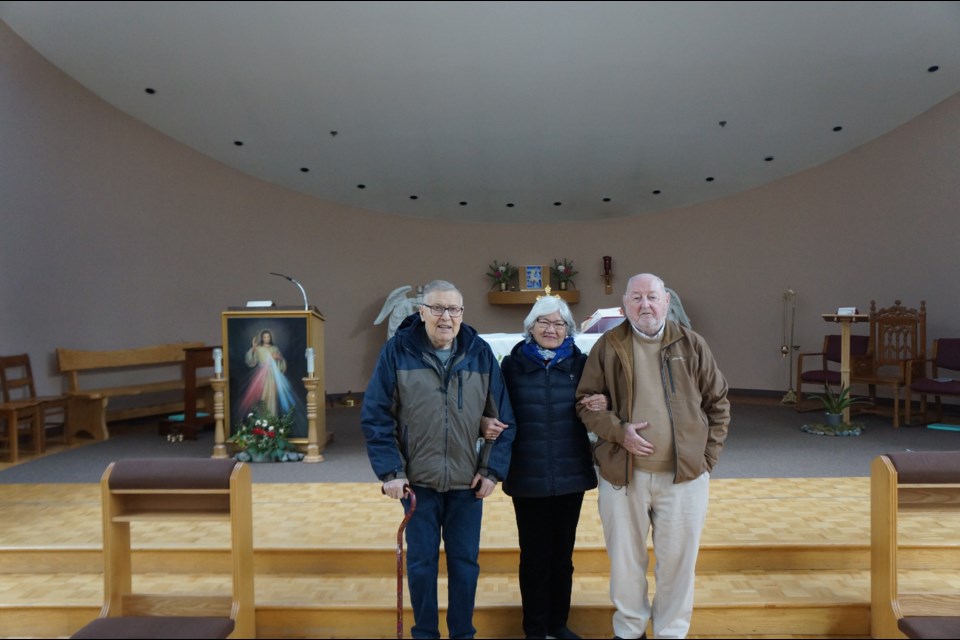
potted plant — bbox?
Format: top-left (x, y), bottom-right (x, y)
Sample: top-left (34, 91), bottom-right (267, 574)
top-left (228, 402), bottom-right (301, 462)
top-left (811, 384), bottom-right (867, 427)
top-left (486, 261), bottom-right (517, 291)
top-left (551, 258), bottom-right (578, 290)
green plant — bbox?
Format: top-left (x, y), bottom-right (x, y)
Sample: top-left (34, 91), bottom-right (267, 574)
top-left (486, 261), bottom-right (518, 288)
top-left (551, 258), bottom-right (578, 286)
top-left (811, 385), bottom-right (868, 414)
top-left (228, 402), bottom-right (296, 461)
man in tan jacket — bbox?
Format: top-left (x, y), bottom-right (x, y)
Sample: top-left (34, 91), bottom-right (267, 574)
top-left (576, 273), bottom-right (730, 639)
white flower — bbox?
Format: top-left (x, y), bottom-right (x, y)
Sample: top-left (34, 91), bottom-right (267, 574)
top-left (558, 265), bottom-right (566, 272)
top-left (268, 426), bottom-right (275, 431)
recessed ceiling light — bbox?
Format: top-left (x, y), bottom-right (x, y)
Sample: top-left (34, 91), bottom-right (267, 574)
top-left (652, 190), bottom-right (662, 195)
top-left (764, 156), bottom-right (775, 162)
top-left (705, 177), bottom-right (715, 182)
top-left (357, 184), bottom-right (366, 189)
top-left (233, 140), bottom-right (244, 146)
top-left (602, 197), bottom-right (611, 202)
top-left (300, 167), bottom-right (309, 173)
top-left (409, 195), bottom-right (418, 200)
top-left (459, 201), bottom-right (468, 206)
top-left (554, 202), bottom-right (562, 206)
top-left (144, 87), bottom-right (156, 94)
top-left (928, 65), bottom-right (940, 73)
top-left (506, 203), bottom-right (515, 207)
top-left (833, 126), bottom-right (843, 132)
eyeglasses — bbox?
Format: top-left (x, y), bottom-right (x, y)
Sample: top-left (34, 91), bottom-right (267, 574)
top-left (535, 319), bottom-right (568, 331)
top-left (422, 304), bottom-right (464, 318)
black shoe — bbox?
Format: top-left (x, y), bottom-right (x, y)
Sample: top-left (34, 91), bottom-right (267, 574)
top-left (548, 627), bottom-right (581, 640)
top-left (612, 635), bottom-right (646, 640)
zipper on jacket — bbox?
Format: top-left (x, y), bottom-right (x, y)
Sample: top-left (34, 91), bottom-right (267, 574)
top-left (457, 370), bottom-right (463, 410)
top-left (661, 347), bottom-right (681, 482)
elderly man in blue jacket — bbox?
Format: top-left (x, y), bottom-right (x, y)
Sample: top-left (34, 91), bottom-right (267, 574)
top-left (362, 279), bottom-right (515, 639)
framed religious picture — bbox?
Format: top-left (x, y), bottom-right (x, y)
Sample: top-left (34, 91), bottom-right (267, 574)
top-left (521, 264), bottom-right (548, 291)
top-left (220, 307), bottom-right (325, 443)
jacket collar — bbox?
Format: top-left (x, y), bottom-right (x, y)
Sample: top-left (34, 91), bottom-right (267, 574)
top-left (608, 318), bottom-right (685, 351)
top-left (509, 339), bottom-right (581, 372)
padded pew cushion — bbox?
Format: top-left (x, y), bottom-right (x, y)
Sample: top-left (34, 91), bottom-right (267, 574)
top-left (71, 616), bottom-right (234, 639)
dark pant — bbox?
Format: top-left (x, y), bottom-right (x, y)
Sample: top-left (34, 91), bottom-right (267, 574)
top-left (404, 485), bottom-right (483, 639)
top-left (512, 492), bottom-right (585, 637)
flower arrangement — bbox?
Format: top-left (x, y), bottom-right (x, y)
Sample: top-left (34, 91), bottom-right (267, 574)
top-left (486, 261), bottom-right (518, 289)
top-left (551, 258), bottom-right (578, 287)
top-left (228, 402), bottom-right (299, 462)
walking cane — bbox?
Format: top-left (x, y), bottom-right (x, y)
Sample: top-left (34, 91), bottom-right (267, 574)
top-left (388, 485), bottom-right (417, 639)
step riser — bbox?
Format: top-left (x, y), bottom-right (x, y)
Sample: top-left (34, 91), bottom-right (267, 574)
top-left (4, 545), bottom-right (959, 574)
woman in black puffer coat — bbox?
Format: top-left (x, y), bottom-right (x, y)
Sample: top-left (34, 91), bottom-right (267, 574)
top-left (497, 296), bottom-right (603, 640)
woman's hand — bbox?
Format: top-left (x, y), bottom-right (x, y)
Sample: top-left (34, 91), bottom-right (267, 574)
top-left (579, 393), bottom-right (609, 412)
top-left (479, 416), bottom-right (509, 441)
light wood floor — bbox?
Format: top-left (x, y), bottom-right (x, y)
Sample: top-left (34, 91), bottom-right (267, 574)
top-left (3, 403), bottom-right (960, 639)
top-left (2, 477), bottom-right (960, 638)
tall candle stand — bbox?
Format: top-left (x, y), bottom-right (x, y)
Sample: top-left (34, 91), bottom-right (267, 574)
top-left (211, 375), bottom-right (228, 459)
top-left (303, 375), bottom-right (324, 463)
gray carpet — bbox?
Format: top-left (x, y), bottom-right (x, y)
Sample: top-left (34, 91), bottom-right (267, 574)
top-left (2, 400), bottom-right (958, 483)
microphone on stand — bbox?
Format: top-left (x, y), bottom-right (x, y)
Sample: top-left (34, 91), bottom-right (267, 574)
top-left (270, 272), bottom-right (309, 311)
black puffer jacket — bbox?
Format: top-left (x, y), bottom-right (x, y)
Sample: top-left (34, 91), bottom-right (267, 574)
top-left (500, 340), bottom-right (598, 498)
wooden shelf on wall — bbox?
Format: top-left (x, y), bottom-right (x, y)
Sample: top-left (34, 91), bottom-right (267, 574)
top-left (487, 290), bottom-right (580, 305)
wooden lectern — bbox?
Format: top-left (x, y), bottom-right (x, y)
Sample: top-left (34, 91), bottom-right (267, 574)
top-left (822, 312), bottom-right (869, 424)
top-left (215, 307), bottom-right (328, 460)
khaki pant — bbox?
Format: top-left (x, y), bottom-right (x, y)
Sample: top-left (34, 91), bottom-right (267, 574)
top-left (598, 470), bottom-right (710, 638)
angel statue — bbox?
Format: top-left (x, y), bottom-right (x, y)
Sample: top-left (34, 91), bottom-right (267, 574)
top-left (374, 285), bottom-right (424, 340)
top-left (665, 287), bottom-right (692, 328)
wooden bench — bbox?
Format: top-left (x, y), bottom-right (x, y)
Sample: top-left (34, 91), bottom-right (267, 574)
top-left (57, 342), bottom-right (211, 441)
top-left (871, 451), bottom-right (960, 638)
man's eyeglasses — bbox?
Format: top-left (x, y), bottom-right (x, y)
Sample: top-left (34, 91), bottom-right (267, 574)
top-left (535, 319), bottom-right (568, 331)
top-left (422, 304), bottom-right (464, 318)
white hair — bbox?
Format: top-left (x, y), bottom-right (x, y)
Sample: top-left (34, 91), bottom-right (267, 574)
top-left (522, 296), bottom-right (577, 340)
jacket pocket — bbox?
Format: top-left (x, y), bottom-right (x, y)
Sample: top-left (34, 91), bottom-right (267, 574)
top-left (593, 438), bottom-right (628, 487)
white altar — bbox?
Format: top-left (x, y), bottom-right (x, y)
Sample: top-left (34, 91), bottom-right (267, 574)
top-left (480, 333), bottom-right (603, 361)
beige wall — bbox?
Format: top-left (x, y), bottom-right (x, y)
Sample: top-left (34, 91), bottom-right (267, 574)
top-left (3, 20), bottom-right (960, 398)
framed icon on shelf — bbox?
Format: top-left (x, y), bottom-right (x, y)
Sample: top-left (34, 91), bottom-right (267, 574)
top-left (521, 264), bottom-right (547, 291)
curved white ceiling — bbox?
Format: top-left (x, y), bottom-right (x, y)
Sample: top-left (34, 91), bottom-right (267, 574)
top-left (3, 1), bottom-right (960, 223)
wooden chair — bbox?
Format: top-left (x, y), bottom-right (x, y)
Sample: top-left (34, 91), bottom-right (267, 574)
top-left (871, 452), bottom-right (960, 638)
top-left (905, 338), bottom-right (960, 426)
top-left (795, 334), bottom-right (870, 411)
top-left (850, 300), bottom-right (926, 428)
top-left (70, 458), bottom-right (255, 639)
top-left (0, 353), bottom-right (68, 462)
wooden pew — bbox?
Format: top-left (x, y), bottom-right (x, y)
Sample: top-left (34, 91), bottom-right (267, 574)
top-left (871, 451), bottom-right (960, 638)
top-left (57, 342), bottom-right (210, 440)
top-left (70, 458), bottom-right (254, 639)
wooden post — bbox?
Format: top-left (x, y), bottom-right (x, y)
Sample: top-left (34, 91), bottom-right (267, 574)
top-left (211, 377), bottom-right (228, 459)
top-left (303, 376), bottom-right (324, 463)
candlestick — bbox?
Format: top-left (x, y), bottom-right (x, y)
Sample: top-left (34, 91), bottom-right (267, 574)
top-left (603, 255), bottom-right (612, 275)
top-left (305, 347), bottom-right (315, 376)
top-left (212, 347), bottom-right (223, 377)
